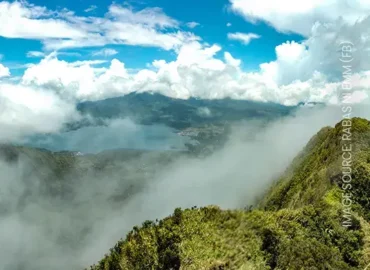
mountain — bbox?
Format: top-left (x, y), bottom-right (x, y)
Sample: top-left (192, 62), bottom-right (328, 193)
top-left (0, 145), bottom-right (184, 270)
top-left (0, 144), bottom-right (182, 201)
top-left (57, 92), bottom-right (294, 156)
top-left (89, 118), bottom-right (370, 270)
top-left (75, 92), bottom-right (294, 130)
top-left (24, 92), bottom-right (294, 156)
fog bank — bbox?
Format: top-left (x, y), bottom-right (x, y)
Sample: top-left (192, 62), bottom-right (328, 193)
top-left (1, 105), bottom-right (369, 269)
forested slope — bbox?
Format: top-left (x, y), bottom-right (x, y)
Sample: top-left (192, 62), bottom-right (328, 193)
top-left (89, 118), bottom-right (370, 270)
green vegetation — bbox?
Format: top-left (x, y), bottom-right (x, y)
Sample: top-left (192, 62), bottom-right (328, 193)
top-left (0, 144), bottom-right (182, 200)
top-left (89, 118), bottom-right (370, 269)
top-left (76, 92), bottom-right (293, 130)
top-left (89, 204), bottom-right (364, 269)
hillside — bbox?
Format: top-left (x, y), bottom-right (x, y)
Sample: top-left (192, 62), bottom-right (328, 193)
top-left (0, 145), bottom-right (183, 270)
top-left (22, 93), bottom-right (294, 156)
top-left (89, 118), bottom-right (370, 270)
top-left (0, 144), bottom-right (181, 192)
top-left (0, 144), bottom-right (184, 209)
top-left (74, 92), bottom-right (293, 130)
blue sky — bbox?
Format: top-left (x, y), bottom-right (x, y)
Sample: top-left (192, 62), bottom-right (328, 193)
top-left (0, 0), bottom-right (369, 112)
top-left (0, 0), bottom-right (369, 143)
top-left (0, 0), bottom-right (304, 73)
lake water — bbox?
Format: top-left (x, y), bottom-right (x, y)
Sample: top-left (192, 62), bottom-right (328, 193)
top-left (22, 119), bottom-right (189, 154)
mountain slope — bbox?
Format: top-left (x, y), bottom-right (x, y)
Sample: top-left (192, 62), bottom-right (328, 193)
top-left (89, 118), bottom-right (370, 270)
top-left (75, 92), bottom-right (293, 130)
top-left (0, 144), bottom-right (181, 199)
top-left (0, 145), bottom-right (183, 270)
top-left (261, 117), bottom-right (370, 214)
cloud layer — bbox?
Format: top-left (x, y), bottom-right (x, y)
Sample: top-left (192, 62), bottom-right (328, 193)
top-left (0, 1), bottom-right (198, 51)
top-left (0, 0), bottom-right (370, 144)
top-left (0, 63), bottom-right (10, 78)
top-left (18, 34), bottom-right (370, 106)
top-left (0, 104), bottom-right (363, 270)
top-left (0, 83), bottom-right (79, 142)
top-left (2, 104), bottom-right (370, 270)
top-left (230, 0), bottom-right (370, 36)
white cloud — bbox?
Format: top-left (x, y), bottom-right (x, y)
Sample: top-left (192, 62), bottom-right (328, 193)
top-left (68, 60), bottom-right (107, 67)
top-left (92, 49), bottom-right (118, 57)
top-left (0, 22), bottom-right (369, 145)
top-left (258, 16), bottom-right (370, 86)
top-left (17, 39), bottom-right (369, 106)
top-left (2, 2), bottom-right (370, 110)
top-left (227, 32), bottom-right (261, 45)
top-left (0, 1), bottom-right (85, 39)
top-left (0, 1), bottom-right (199, 51)
top-left (229, 0), bottom-right (370, 36)
top-left (186, 22), bottom-right (200, 28)
top-left (27, 51), bottom-right (84, 58)
top-left (0, 83), bottom-right (79, 142)
top-left (21, 56), bottom-right (108, 100)
top-left (27, 51), bottom-right (45, 58)
top-left (226, 22), bottom-right (232, 27)
top-left (42, 6), bottom-right (199, 51)
top-left (0, 63), bottom-right (10, 78)
top-left (224, 52), bottom-right (241, 67)
top-left (2, 0), bottom-right (370, 150)
top-left (10, 7), bottom-right (370, 107)
top-left (84, 5), bottom-right (97, 13)
top-left (107, 5), bottom-right (178, 29)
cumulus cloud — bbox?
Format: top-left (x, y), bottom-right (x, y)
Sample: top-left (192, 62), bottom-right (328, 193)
top-left (227, 32), bottom-right (261, 45)
top-left (0, 1), bottom-right (199, 51)
top-left (3, 3), bottom-right (370, 107)
top-left (17, 36), bottom-right (369, 105)
top-left (0, 83), bottom-right (79, 142)
top-left (257, 16), bottom-right (370, 86)
top-left (21, 56), bottom-right (122, 100)
top-left (0, 63), bottom-right (10, 78)
top-left (21, 43), bottom-right (243, 101)
top-left (229, 0), bottom-right (370, 36)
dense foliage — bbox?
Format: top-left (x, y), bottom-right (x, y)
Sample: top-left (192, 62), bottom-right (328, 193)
top-left (89, 205), bottom-right (365, 269)
top-left (89, 118), bottom-right (370, 269)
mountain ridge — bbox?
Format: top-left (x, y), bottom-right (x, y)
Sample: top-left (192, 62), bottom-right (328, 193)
top-left (88, 118), bottom-right (370, 270)
top-left (74, 92), bottom-right (294, 130)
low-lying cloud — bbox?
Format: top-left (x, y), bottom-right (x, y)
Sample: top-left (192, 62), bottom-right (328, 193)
top-left (0, 83), bottom-right (79, 143)
top-left (22, 118), bottom-right (188, 154)
top-left (1, 105), bottom-right (369, 270)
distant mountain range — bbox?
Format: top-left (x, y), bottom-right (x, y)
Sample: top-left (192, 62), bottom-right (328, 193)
top-left (74, 92), bottom-right (294, 130)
